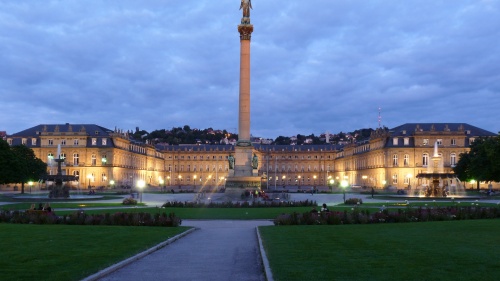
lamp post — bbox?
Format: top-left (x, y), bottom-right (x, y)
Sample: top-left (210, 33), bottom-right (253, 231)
top-left (28, 181), bottom-right (33, 194)
top-left (341, 180), bottom-right (348, 203)
top-left (159, 177), bottom-right (164, 192)
top-left (362, 175), bottom-right (367, 187)
top-left (87, 174), bottom-right (92, 189)
top-left (110, 180), bottom-right (115, 189)
top-left (193, 175), bottom-right (197, 191)
top-left (137, 179), bottom-right (145, 203)
top-left (329, 179), bottom-right (334, 193)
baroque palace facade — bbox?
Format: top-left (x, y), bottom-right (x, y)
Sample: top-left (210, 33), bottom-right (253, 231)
top-left (6, 123), bottom-right (499, 190)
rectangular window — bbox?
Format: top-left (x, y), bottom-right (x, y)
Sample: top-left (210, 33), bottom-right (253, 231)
top-left (423, 139), bottom-right (429, 145)
top-left (392, 138), bottom-right (398, 145)
top-left (61, 139), bottom-right (66, 146)
top-left (31, 138), bottom-right (37, 146)
top-left (392, 174), bottom-right (398, 184)
top-left (74, 139), bottom-right (79, 145)
top-left (404, 138), bottom-right (409, 146)
top-left (437, 139), bottom-right (442, 145)
top-left (102, 138), bottom-right (107, 145)
top-left (73, 153), bottom-right (79, 165)
top-left (92, 138), bottom-right (97, 145)
top-left (48, 139), bottom-right (54, 146)
top-left (451, 139), bottom-right (456, 146)
top-left (21, 138), bottom-right (27, 145)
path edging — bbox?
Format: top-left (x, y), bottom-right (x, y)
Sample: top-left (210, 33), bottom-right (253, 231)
top-left (81, 227), bottom-right (197, 281)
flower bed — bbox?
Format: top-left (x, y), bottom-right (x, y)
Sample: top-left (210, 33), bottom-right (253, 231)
top-left (0, 210), bottom-right (181, 227)
top-left (161, 200), bottom-right (316, 208)
top-left (274, 206), bottom-right (500, 225)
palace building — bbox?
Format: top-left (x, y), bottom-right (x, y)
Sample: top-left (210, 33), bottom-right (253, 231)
top-left (6, 123), bottom-right (498, 190)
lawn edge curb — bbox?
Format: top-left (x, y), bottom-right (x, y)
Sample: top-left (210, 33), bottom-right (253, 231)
top-left (81, 227), bottom-right (197, 281)
top-left (257, 226), bottom-right (274, 281)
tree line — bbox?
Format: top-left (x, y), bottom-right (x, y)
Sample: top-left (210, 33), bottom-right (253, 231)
top-left (131, 125), bottom-right (376, 145)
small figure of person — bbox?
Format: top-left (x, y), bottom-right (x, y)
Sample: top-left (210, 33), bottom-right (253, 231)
top-left (43, 203), bottom-right (52, 212)
top-left (371, 187), bottom-right (375, 199)
top-left (37, 203), bottom-right (44, 210)
top-left (310, 186), bottom-right (314, 195)
top-left (321, 203), bottom-right (329, 212)
top-left (29, 203), bottom-right (36, 210)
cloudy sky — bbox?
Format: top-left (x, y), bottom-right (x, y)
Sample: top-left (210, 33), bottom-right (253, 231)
top-left (1, 0), bottom-right (499, 138)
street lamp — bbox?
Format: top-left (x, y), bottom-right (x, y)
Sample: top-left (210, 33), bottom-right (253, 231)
top-left (193, 175), bottom-right (197, 190)
top-left (137, 179), bottom-right (145, 203)
top-left (329, 179), bottom-right (334, 192)
top-left (341, 180), bottom-right (349, 203)
top-left (28, 181), bottom-right (33, 194)
top-left (110, 180), bottom-right (115, 189)
top-left (159, 177), bottom-right (164, 192)
top-left (87, 174), bottom-right (92, 189)
top-left (362, 175), bottom-right (368, 187)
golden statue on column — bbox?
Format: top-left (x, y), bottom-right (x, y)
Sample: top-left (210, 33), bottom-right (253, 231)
top-left (240, 0), bottom-right (252, 24)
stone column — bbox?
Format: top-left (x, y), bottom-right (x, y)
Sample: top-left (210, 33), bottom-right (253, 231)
top-left (237, 24), bottom-right (253, 146)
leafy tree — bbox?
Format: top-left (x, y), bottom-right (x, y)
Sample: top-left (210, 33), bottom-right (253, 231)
top-left (10, 145), bottom-right (47, 193)
top-left (0, 139), bottom-right (16, 184)
top-left (453, 135), bottom-right (500, 189)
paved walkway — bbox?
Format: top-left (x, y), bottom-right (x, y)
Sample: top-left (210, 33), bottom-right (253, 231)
top-left (96, 220), bottom-right (274, 281)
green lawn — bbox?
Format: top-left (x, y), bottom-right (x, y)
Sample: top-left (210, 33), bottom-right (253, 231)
top-left (55, 206), bottom-right (313, 219)
top-left (0, 224), bottom-right (189, 281)
top-left (259, 219), bottom-right (500, 281)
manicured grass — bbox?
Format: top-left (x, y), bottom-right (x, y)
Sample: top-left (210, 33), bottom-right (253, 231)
top-left (0, 224), bottom-right (189, 281)
top-left (259, 219), bottom-right (500, 281)
top-left (55, 206), bottom-right (314, 219)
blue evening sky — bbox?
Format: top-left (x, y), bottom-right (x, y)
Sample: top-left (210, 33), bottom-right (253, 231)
top-left (1, 0), bottom-right (499, 138)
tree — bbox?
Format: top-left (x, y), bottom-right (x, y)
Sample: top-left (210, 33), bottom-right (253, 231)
top-left (0, 139), bottom-right (16, 184)
top-left (453, 135), bottom-right (500, 190)
top-left (10, 145), bottom-right (47, 194)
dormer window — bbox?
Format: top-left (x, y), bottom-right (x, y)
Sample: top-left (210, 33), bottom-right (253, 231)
top-left (393, 138), bottom-right (398, 145)
top-left (404, 138), bottom-right (409, 146)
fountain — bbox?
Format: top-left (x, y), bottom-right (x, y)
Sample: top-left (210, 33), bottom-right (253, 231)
top-left (45, 145), bottom-right (77, 198)
top-left (411, 141), bottom-right (466, 197)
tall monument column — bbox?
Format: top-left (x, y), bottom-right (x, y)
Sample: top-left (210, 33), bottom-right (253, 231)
top-left (237, 23), bottom-right (253, 145)
top-left (224, 0), bottom-right (261, 197)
